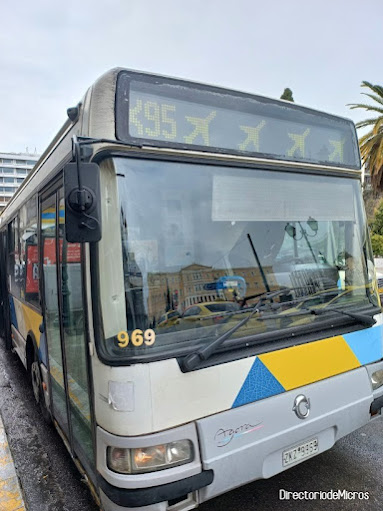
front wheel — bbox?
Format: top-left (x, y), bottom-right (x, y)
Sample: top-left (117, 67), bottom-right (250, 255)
top-left (30, 348), bottom-right (52, 425)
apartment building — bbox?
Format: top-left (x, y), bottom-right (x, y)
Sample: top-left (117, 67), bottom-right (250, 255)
top-left (0, 152), bottom-right (40, 211)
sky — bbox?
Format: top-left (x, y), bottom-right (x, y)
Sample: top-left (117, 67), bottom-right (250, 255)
top-left (0, 0), bottom-right (382, 154)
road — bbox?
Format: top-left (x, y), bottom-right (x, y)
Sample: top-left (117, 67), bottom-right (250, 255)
top-left (1, 341), bottom-right (383, 511)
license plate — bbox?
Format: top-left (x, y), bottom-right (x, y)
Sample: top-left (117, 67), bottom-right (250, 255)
top-left (283, 438), bottom-right (318, 467)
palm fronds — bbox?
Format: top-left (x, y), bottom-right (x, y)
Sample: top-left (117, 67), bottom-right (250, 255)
top-left (349, 81), bottom-right (383, 190)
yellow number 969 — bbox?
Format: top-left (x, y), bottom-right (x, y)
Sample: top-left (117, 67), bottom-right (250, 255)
top-left (117, 329), bottom-right (156, 348)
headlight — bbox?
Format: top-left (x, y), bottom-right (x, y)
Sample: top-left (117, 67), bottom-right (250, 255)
top-left (371, 369), bottom-right (383, 390)
top-left (107, 440), bottom-right (194, 474)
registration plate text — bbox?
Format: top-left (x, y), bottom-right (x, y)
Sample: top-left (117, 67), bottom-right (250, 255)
top-left (283, 438), bottom-right (318, 467)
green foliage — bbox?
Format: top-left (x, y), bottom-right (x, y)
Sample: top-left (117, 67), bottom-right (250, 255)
top-left (371, 200), bottom-right (383, 235)
top-left (348, 81), bottom-right (383, 190)
top-left (371, 234), bottom-right (383, 256)
top-left (363, 187), bottom-right (381, 224)
top-left (280, 88), bottom-right (294, 102)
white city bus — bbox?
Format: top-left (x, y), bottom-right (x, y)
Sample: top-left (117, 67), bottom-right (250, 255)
top-left (1, 68), bottom-right (383, 511)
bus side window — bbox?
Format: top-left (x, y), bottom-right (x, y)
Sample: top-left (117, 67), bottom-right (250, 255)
top-left (20, 195), bottom-right (39, 307)
top-left (7, 216), bottom-right (20, 300)
top-left (18, 205), bottom-right (27, 300)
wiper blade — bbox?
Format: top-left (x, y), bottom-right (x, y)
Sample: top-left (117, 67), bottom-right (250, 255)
top-left (263, 287), bottom-right (349, 314)
top-left (308, 306), bottom-right (376, 326)
top-left (242, 285), bottom-right (344, 311)
top-left (181, 288), bottom-right (291, 372)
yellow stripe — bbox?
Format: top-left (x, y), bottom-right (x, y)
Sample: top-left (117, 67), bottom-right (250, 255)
top-left (259, 335), bottom-right (361, 390)
top-left (21, 303), bottom-right (42, 346)
top-left (13, 297), bottom-right (42, 347)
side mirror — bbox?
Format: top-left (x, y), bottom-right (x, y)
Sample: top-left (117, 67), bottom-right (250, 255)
top-left (64, 162), bottom-right (102, 242)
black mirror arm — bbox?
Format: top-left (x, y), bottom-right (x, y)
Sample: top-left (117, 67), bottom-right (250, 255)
top-left (72, 135), bottom-right (89, 212)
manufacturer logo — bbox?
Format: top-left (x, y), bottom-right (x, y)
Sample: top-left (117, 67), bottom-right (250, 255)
top-left (214, 422), bottom-right (263, 447)
top-left (293, 394), bottom-right (310, 419)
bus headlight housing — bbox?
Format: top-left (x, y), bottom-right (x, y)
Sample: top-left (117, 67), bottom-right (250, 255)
top-left (371, 369), bottom-right (383, 390)
top-left (107, 440), bottom-right (194, 474)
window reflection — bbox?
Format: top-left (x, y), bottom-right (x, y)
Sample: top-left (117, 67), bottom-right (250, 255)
top-left (7, 196), bottom-right (39, 307)
top-left (103, 158), bottom-right (376, 358)
top-left (58, 195), bottom-right (93, 462)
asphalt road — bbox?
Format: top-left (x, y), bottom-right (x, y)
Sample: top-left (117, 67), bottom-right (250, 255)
top-left (1, 340), bottom-right (383, 511)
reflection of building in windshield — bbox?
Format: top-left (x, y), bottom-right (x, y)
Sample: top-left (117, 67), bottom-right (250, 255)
top-left (144, 263), bottom-right (278, 325)
top-left (123, 251), bottom-right (146, 329)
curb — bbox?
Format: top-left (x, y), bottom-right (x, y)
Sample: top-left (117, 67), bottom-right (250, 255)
top-left (0, 413), bottom-right (26, 510)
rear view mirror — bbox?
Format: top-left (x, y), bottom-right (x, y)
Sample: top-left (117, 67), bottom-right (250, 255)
top-left (64, 162), bottom-right (102, 243)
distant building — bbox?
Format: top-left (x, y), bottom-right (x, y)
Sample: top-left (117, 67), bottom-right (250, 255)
top-left (0, 152), bottom-right (40, 211)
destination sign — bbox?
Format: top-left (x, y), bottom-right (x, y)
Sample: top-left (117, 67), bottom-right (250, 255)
top-left (116, 72), bottom-right (360, 169)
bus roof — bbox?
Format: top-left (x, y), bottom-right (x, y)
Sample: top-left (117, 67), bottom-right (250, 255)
top-left (0, 68), bottom-right (360, 224)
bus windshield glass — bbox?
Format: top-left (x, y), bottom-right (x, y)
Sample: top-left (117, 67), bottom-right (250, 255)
top-left (99, 158), bottom-right (377, 361)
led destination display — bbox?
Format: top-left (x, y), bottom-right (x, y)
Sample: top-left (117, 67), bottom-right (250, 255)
top-left (116, 72), bottom-right (360, 169)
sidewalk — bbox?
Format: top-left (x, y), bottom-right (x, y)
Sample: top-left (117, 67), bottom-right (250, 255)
top-left (0, 414), bottom-right (26, 511)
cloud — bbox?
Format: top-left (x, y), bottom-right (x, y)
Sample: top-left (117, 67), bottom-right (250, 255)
top-left (0, 0), bottom-right (381, 152)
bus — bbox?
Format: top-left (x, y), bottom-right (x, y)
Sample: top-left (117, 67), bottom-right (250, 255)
top-left (0, 68), bottom-right (382, 511)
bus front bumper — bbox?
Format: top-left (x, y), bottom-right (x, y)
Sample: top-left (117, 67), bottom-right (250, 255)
top-left (97, 364), bottom-right (379, 510)
top-left (99, 471), bottom-right (213, 511)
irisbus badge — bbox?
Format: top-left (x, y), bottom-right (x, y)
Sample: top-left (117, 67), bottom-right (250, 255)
top-left (214, 422), bottom-right (264, 447)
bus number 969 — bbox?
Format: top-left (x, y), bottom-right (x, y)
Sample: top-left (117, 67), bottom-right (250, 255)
top-left (117, 329), bottom-right (156, 348)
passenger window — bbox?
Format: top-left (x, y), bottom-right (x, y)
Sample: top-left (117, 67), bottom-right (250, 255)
top-left (20, 196), bottom-right (39, 307)
top-left (8, 216), bottom-right (21, 299)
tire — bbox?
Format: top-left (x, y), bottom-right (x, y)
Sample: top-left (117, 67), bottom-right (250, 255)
top-left (30, 348), bottom-right (52, 425)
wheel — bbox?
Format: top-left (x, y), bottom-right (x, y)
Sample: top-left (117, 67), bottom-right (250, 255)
top-left (30, 347), bottom-right (52, 425)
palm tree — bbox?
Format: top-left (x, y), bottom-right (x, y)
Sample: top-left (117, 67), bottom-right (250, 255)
top-left (349, 81), bottom-right (383, 190)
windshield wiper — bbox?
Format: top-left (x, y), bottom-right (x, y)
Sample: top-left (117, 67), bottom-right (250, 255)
top-left (181, 289), bottom-right (378, 371)
top-left (261, 286), bottom-right (352, 314)
top-left (263, 304), bottom-right (378, 326)
top-left (307, 306), bottom-right (376, 326)
top-left (241, 285), bottom-right (342, 310)
top-left (181, 288), bottom-right (292, 372)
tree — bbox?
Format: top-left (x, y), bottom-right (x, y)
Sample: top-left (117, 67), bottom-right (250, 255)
top-left (363, 186), bottom-right (381, 225)
top-left (371, 200), bottom-right (383, 235)
top-left (280, 88), bottom-right (294, 102)
top-left (349, 81), bottom-right (383, 190)
top-left (371, 234), bottom-right (383, 256)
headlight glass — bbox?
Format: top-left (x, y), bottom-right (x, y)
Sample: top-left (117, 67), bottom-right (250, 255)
top-left (107, 439), bottom-right (194, 474)
top-left (107, 447), bottom-right (131, 474)
top-left (133, 445), bottom-right (167, 471)
top-left (371, 369), bottom-right (383, 390)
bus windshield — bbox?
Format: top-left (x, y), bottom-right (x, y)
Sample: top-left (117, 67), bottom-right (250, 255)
top-left (99, 157), bottom-right (378, 361)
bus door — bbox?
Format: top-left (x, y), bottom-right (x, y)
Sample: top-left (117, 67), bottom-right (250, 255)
top-left (40, 185), bottom-right (94, 464)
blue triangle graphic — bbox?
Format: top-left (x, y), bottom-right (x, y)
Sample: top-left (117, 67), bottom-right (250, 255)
top-left (232, 357), bottom-right (285, 408)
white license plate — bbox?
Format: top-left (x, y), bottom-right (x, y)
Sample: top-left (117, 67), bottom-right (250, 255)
top-left (283, 438), bottom-right (319, 467)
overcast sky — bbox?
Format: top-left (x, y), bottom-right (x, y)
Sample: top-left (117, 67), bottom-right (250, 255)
top-left (0, 0), bottom-right (381, 154)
